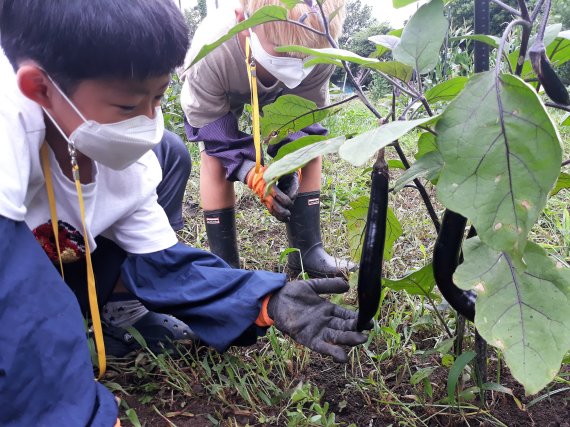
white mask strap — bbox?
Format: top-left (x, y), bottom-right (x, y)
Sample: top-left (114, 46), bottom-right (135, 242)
top-left (44, 72), bottom-right (89, 123)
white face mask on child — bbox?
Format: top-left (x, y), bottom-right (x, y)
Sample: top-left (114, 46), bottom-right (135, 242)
top-left (248, 29), bottom-right (316, 89)
top-left (43, 76), bottom-right (164, 170)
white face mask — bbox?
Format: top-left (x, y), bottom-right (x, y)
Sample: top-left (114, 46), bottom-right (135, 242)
top-left (248, 30), bottom-right (316, 89)
top-left (43, 77), bottom-right (164, 170)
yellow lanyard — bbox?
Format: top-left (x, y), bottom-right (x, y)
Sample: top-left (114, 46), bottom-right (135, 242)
top-left (245, 36), bottom-right (262, 173)
top-left (40, 143), bottom-right (106, 379)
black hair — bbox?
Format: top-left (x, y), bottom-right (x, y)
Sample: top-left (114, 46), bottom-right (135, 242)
top-left (0, 0), bottom-right (189, 92)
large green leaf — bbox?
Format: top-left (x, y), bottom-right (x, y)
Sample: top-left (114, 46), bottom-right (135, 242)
top-left (272, 135), bottom-right (328, 162)
top-left (392, 151), bottom-right (443, 192)
top-left (343, 196), bottom-right (402, 262)
top-left (436, 72), bottom-right (562, 259)
top-left (189, 6), bottom-right (288, 67)
top-left (551, 172), bottom-right (570, 196)
top-left (562, 113), bottom-right (570, 126)
top-left (339, 117), bottom-right (436, 167)
top-left (383, 264), bottom-right (437, 298)
top-left (425, 77), bottom-right (469, 104)
top-left (276, 46), bottom-right (414, 81)
top-left (263, 136), bottom-right (345, 187)
top-left (454, 238), bottom-right (570, 395)
top-left (259, 94), bottom-right (339, 143)
top-left (392, 0), bottom-right (448, 74)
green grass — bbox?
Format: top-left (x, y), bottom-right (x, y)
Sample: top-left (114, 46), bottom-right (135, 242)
top-left (109, 96), bottom-right (570, 426)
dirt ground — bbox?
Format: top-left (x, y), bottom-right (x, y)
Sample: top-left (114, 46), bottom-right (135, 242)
top-left (112, 339), bottom-right (570, 427)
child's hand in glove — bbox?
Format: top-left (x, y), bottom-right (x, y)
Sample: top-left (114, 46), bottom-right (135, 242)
top-left (246, 166), bottom-right (301, 222)
top-left (267, 277), bottom-right (371, 363)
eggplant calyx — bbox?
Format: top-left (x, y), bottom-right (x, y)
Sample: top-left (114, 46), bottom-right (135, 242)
top-left (529, 42), bottom-right (570, 106)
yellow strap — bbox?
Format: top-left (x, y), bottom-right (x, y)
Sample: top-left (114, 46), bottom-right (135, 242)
top-left (40, 144), bottom-right (65, 278)
top-left (40, 144), bottom-right (106, 379)
top-left (245, 36), bottom-right (262, 173)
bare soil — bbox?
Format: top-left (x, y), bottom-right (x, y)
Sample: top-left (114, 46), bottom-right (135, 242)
top-left (112, 339), bottom-right (570, 427)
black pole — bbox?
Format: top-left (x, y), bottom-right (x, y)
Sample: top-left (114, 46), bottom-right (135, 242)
top-left (473, 0), bottom-right (490, 404)
top-left (474, 0), bottom-right (490, 73)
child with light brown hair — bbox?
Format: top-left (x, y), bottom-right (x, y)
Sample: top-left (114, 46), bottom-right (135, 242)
top-left (181, 0), bottom-right (356, 277)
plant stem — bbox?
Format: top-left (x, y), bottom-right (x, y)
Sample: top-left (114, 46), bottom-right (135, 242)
top-left (392, 142), bottom-right (441, 233)
top-left (530, 0), bottom-right (547, 21)
top-left (515, 1), bottom-right (532, 76)
top-left (545, 102), bottom-right (570, 113)
top-left (562, 159), bottom-right (570, 167)
top-left (490, 0), bottom-right (522, 16)
top-left (496, 19), bottom-right (532, 79)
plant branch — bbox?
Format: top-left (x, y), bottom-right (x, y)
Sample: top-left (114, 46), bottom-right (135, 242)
top-left (530, 0), bottom-right (547, 21)
top-left (496, 19), bottom-right (532, 79)
top-left (490, 0), bottom-right (522, 16)
top-left (514, 1), bottom-right (532, 76)
top-left (545, 101), bottom-right (570, 112)
top-left (378, 72), bottom-right (419, 99)
top-left (398, 98), bottom-right (422, 120)
top-left (562, 159), bottom-right (570, 167)
top-left (284, 19), bottom-right (326, 37)
top-left (393, 142), bottom-right (441, 233)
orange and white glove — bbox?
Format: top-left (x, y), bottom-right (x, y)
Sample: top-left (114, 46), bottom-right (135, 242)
top-left (246, 166), bottom-right (301, 222)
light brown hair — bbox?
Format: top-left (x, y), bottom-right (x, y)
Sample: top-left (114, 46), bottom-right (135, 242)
top-left (240, 0), bottom-right (346, 57)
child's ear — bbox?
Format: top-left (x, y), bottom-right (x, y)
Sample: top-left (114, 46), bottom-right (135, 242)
top-left (17, 65), bottom-right (54, 109)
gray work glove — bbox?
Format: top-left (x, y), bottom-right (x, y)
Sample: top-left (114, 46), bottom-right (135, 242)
top-left (276, 169), bottom-right (302, 202)
top-left (267, 277), bottom-right (370, 363)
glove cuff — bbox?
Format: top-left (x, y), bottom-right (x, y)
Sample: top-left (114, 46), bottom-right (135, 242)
top-left (236, 159), bottom-right (258, 183)
top-left (254, 294), bottom-right (274, 327)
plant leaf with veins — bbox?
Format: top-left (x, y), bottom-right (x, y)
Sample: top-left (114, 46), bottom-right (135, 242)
top-left (264, 136), bottom-right (345, 188)
top-left (339, 116), bottom-right (437, 167)
top-left (392, 0), bottom-right (448, 74)
top-left (384, 264), bottom-right (437, 299)
top-left (260, 95), bottom-right (340, 144)
top-left (425, 77), bottom-right (469, 104)
top-left (436, 72), bottom-right (561, 260)
top-left (454, 238), bottom-right (570, 395)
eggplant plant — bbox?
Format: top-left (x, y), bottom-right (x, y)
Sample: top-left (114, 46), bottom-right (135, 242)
top-left (191, 0), bottom-right (570, 395)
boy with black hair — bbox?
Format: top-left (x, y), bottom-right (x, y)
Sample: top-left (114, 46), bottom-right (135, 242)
top-left (0, 1), bottom-right (369, 425)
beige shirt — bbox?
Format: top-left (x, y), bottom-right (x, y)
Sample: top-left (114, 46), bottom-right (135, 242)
top-left (181, 12), bottom-right (333, 129)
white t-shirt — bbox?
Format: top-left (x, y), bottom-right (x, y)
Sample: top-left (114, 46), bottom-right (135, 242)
top-left (0, 50), bottom-right (177, 260)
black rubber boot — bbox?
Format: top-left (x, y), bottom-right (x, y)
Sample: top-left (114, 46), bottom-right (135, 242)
top-left (204, 207), bottom-right (240, 268)
top-left (286, 191), bottom-right (358, 278)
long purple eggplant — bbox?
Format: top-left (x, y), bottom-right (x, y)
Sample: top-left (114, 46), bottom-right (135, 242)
top-left (356, 156), bottom-right (389, 331)
top-left (433, 210), bottom-right (476, 321)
